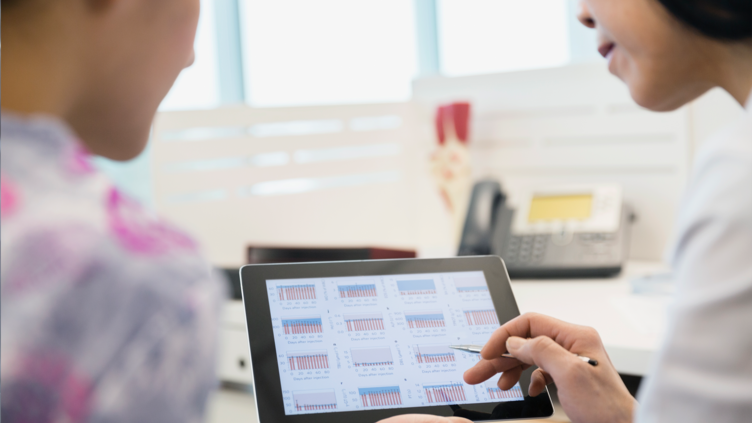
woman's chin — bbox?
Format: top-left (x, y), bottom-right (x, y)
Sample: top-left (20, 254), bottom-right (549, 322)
top-left (627, 83), bottom-right (688, 113)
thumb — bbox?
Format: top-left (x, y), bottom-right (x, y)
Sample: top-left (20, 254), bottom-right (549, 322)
top-left (506, 336), bottom-right (578, 380)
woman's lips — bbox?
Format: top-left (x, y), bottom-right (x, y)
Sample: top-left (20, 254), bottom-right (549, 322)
top-left (598, 43), bottom-right (615, 58)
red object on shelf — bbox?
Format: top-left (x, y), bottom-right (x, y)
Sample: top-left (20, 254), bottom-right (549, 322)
top-left (435, 102), bottom-right (471, 145)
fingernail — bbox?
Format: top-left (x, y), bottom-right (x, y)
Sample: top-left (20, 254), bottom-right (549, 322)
top-left (506, 336), bottom-right (526, 351)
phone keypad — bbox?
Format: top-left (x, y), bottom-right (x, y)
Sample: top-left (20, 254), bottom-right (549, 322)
top-left (504, 232), bottom-right (618, 266)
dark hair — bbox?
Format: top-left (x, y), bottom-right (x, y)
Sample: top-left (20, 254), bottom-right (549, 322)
top-left (657, 0), bottom-right (752, 40)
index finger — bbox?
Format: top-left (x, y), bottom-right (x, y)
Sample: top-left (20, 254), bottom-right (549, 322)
top-left (480, 313), bottom-right (582, 360)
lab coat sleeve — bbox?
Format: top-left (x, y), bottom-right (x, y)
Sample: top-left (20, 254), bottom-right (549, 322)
top-left (635, 124), bottom-right (752, 422)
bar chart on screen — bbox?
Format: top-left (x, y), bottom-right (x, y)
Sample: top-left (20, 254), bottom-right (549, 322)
top-left (397, 279), bottom-right (437, 295)
top-left (293, 390), bottom-right (337, 412)
top-left (486, 381), bottom-right (524, 400)
top-left (359, 386), bottom-right (403, 407)
top-left (282, 316), bottom-right (323, 334)
top-left (351, 347), bottom-right (394, 367)
top-left (454, 276), bottom-right (489, 294)
top-left (278, 283), bottom-right (317, 300)
top-left (338, 283), bottom-right (377, 298)
top-left (423, 382), bottom-right (467, 403)
top-left (344, 312), bottom-right (385, 331)
top-left (288, 350), bottom-right (329, 370)
top-left (413, 344), bottom-right (456, 363)
top-left (405, 311), bottom-right (445, 328)
top-left (463, 309), bottom-right (499, 326)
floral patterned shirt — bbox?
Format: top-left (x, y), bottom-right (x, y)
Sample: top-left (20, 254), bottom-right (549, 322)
top-left (1, 113), bottom-right (225, 423)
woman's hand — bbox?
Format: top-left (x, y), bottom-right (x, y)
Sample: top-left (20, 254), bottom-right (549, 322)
top-left (464, 313), bottom-right (636, 423)
top-left (378, 415), bottom-right (471, 423)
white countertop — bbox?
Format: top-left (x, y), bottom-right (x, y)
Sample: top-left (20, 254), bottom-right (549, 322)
top-left (511, 261), bottom-right (670, 375)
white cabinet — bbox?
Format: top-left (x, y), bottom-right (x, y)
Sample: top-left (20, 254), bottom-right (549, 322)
top-left (217, 301), bottom-right (254, 385)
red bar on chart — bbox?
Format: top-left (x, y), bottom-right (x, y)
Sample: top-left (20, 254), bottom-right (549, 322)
top-left (338, 283), bottom-right (377, 298)
top-left (288, 351), bottom-right (329, 370)
top-left (463, 309), bottom-right (499, 326)
top-left (359, 386), bottom-right (402, 407)
top-left (405, 311), bottom-right (445, 329)
top-left (344, 313), bottom-right (385, 332)
top-left (278, 284), bottom-right (317, 301)
top-left (487, 385), bottom-right (524, 400)
top-left (424, 383), bottom-right (466, 403)
top-left (282, 317), bottom-right (323, 334)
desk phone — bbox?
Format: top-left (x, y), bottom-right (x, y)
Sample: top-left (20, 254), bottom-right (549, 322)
top-left (458, 181), bottom-right (634, 278)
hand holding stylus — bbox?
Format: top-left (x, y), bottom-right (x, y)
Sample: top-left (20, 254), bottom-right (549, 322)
top-left (462, 313), bottom-right (636, 423)
top-left (449, 344), bottom-right (598, 366)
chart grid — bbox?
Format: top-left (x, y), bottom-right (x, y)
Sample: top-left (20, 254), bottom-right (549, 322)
top-left (405, 311), bottom-right (446, 328)
top-left (414, 345), bottom-right (456, 363)
top-left (454, 277), bottom-right (489, 293)
top-left (344, 313), bottom-right (384, 331)
top-left (487, 385), bottom-right (524, 400)
top-left (293, 391), bottom-right (337, 412)
top-left (397, 279), bottom-right (437, 296)
top-left (282, 317), bottom-right (323, 334)
top-left (351, 347), bottom-right (394, 367)
top-left (288, 351), bottom-right (329, 370)
top-left (278, 284), bottom-right (316, 300)
top-left (464, 310), bottom-right (499, 326)
top-left (359, 386), bottom-right (402, 407)
top-left (338, 284), bottom-right (377, 298)
top-left (424, 383), bottom-right (466, 403)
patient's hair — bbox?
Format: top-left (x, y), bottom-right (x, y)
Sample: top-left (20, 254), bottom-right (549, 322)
top-left (657, 0), bottom-right (752, 40)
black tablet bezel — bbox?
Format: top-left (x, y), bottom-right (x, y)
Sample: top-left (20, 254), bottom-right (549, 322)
top-left (240, 256), bottom-right (554, 422)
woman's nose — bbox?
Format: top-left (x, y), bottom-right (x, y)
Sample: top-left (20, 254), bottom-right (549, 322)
top-left (577, 1), bottom-right (596, 29)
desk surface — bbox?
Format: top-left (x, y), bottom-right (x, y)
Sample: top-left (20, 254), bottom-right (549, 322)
top-left (511, 261), bottom-right (670, 376)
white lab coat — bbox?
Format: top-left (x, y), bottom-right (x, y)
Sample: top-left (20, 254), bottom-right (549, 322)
top-left (636, 91), bottom-right (752, 422)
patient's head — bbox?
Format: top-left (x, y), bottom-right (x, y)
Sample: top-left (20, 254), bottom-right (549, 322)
top-left (1, 0), bottom-right (199, 160)
top-left (578, 0), bottom-right (752, 111)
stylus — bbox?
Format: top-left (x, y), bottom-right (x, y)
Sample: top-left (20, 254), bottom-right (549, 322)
top-left (449, 344), bottom-right (599, 366)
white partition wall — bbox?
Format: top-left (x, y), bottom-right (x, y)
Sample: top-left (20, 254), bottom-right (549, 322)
top-left (151, 63), bottom-right (743, 267)
top-left (151, 103), bottom-right (423, 267)
top-left (413, 63), bottom-right (694, 260)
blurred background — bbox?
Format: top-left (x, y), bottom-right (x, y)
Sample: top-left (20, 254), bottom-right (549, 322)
top-left (93, 2), bottom-right (745, 420)
top-left (99, 0), bottom-right (595, 211)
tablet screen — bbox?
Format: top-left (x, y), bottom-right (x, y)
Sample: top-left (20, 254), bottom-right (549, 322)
top-left (265, 271), bottom-right (524, 415)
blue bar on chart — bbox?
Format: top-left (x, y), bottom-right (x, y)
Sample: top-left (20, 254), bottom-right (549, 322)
top-left (424, 382), bottom-right (466, 403)
top-left (464, 309), bottom-right (499, 326)
top-left (351, 347), bottom-right (394, 367)
top-left (293, 390), bottom-right (337, 412)
top-left (282, 316), bottom-right (323, 334)
top-left (453, 276), bottom-right (489, 293)
top-left (413, 344), bottom-right (455, 363)
top-left (359, 386), bottom-right (403, 407)
top-left (344, 312), bottom-right (384, 331)
top-left (278, 284), bottom-right (317, 300)
top-left (338, 283), bottom-right (377, 298)
top-left (405, 311), bottom-right (445, 328)
top-left (397, 279), bottom-right (437, 295)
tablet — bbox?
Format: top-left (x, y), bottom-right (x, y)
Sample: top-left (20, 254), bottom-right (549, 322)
top-left (240, 256), bottom-right (554, 422)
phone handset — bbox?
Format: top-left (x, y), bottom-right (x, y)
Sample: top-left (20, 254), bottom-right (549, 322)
top-left (458, 180), bottom-right (506, 256)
